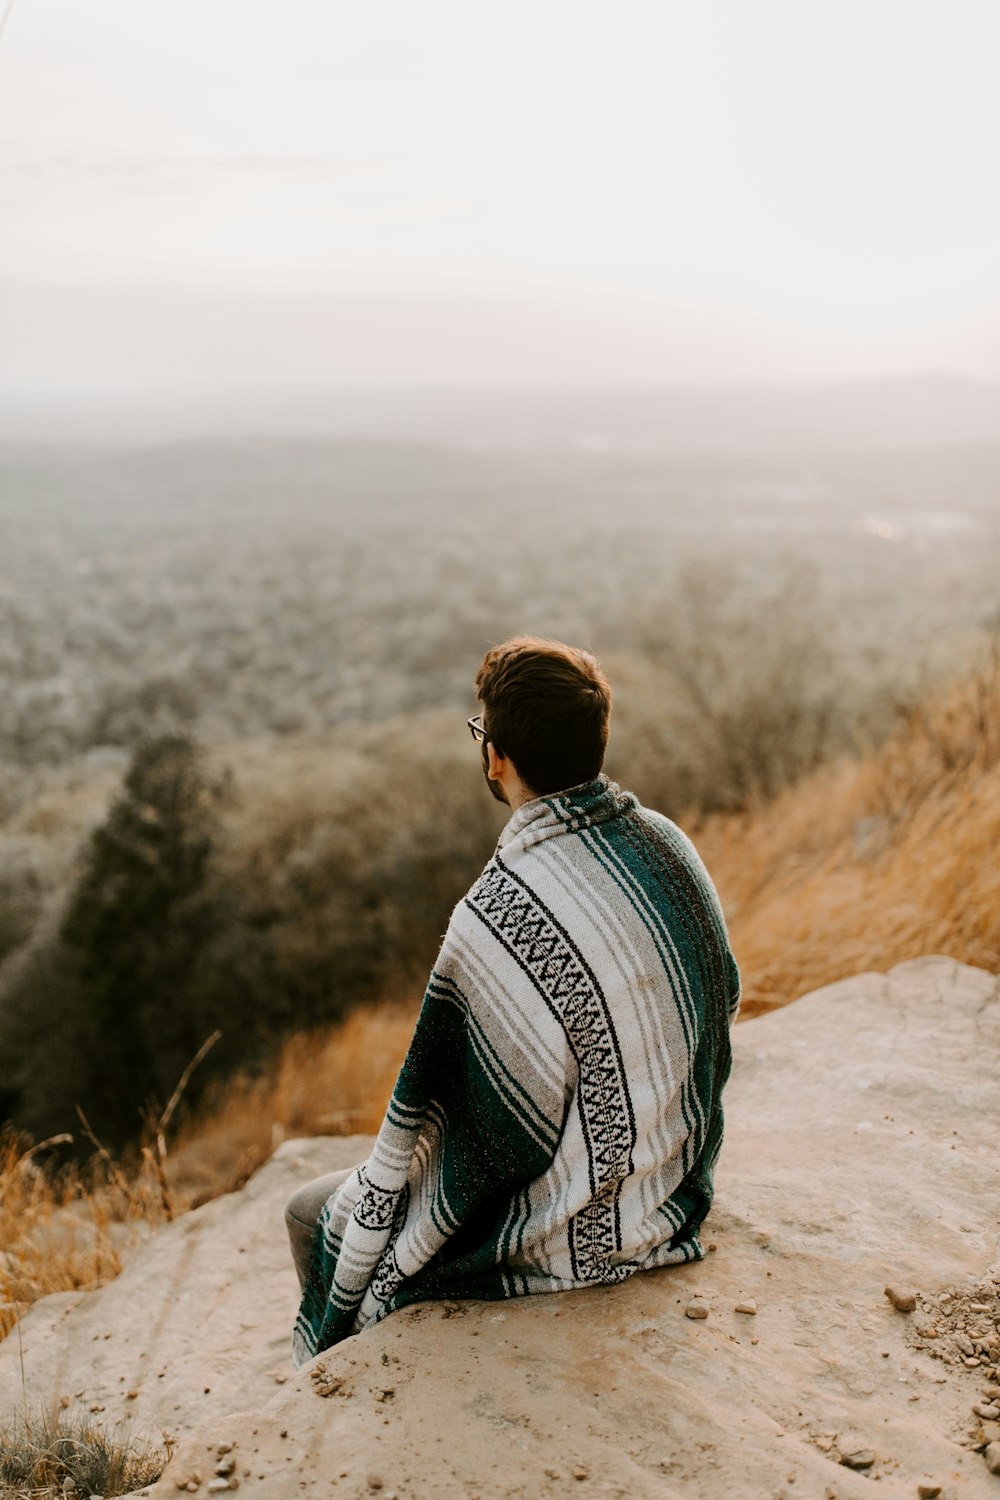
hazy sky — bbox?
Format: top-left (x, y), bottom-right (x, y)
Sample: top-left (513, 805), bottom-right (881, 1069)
top-left (2, 0), bottom-right (999, 406)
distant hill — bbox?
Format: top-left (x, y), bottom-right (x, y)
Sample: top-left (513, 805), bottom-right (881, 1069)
top-left (2, 374), bottom-right (999, 452)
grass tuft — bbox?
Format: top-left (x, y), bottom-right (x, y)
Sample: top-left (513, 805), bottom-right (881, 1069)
top-left (0, 1403), bottom-right (167, 1499)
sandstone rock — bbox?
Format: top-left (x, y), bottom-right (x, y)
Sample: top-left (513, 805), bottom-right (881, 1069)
top-left (3, 959), bottom-right (999, 1500)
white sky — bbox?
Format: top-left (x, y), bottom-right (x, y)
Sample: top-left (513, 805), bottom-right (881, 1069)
top-left (1, 0), bottom-right (999, 401)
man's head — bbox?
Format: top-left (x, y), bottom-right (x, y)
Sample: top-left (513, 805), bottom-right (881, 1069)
top-left (474, 637), bottom-right (612, 802)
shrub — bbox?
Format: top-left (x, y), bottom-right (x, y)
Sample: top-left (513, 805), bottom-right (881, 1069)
top-left (608, 558), bottom-right (889, 816)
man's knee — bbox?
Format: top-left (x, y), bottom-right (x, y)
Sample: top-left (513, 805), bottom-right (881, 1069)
top-left (285, 1184), bottom-right (315, 1233)
top-left (284, 1166), bottom-right (357, 1240)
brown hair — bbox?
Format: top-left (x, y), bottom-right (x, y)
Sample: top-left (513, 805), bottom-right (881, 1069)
top-left (474, 637), bottom-right (611, 796)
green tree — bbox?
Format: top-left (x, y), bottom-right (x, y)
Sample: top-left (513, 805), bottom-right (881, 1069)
top-left (59, 734), bottom-right (226, 1141)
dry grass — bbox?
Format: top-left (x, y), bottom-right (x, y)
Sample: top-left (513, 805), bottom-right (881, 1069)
top-left (0, 1126), bottom-right (175, 1343)
top-left (166, 999), bottom-right (419, 1205)
top-left (2, 648), bottom-right (997, 1340)
top-left (0, 1404), bottom-right (166, 1499)
top-left (696, 639), bottom-right (1000, 1014)
top-left (0, 1001), bottom-right (416, 1340)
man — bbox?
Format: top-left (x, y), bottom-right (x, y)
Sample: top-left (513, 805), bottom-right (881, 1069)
top-left (288, 637), bottom-right (739, 1366)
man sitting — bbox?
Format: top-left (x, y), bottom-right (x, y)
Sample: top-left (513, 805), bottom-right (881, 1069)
top-left (288, 636), bottom-right (740, 1364)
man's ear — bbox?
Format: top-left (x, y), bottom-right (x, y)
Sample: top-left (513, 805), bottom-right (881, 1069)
top-left (486, 742), bottom-right (505, 780)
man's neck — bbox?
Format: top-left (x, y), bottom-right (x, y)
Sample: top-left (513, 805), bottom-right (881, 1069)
top-left (505, 778), bottom-right (539, 812)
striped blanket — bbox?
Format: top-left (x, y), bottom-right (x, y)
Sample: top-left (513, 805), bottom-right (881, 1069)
top-left (293, 774), bottom-right (739, 1365)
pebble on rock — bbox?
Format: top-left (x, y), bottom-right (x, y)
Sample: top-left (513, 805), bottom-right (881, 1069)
top-left (973, 1402), bottom-right (1000, 1420)
top-left (734, 1300), bottom-right (757, 1316)
top-left (839, 1449), bottom-right (875, 1470)
top-left (884, 1285), bottom-right (917, 1313)
top-left (916, 1485), bottom-right (942, 1499)
top-left (984, 1442), bottom-right (1000, 1476)
top-left (685, 1300), bottom-right (709, 1320)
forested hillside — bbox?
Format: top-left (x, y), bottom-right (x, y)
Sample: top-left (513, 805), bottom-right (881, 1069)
top-left (1, 435), bottom-right (998, 1149)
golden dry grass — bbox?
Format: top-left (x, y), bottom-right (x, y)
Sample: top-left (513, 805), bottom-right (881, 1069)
top-left (0, 1003), bottom-right (416, 1339)
top-left (696, 645), bottom-right (1000, 1014)
top-left (2, 651), bottom-right (997, 1338)
top-left (166, 1000), bottom-right (419, 1205)
top-left (0, 1127), bottom-right (170, 1342)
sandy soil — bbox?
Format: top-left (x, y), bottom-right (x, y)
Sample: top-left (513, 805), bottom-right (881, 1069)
top-left (2, 956), bottom-right (998, 1499)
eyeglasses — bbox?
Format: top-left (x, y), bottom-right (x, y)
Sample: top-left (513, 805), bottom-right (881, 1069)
top-left (467, 714), bottom-right (487, 744)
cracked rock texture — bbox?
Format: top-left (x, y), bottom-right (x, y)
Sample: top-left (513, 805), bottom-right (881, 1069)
top-left (2, 956), bottom-right (999, 1499)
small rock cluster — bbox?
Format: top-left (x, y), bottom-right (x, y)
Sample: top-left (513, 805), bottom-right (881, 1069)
top-left (172, 1442), bottom-right (241, 1493)
top-left (906, 1272), bottom-right (1000, 1378)
top-left (899, 1268), bottom-right (1000, 1481)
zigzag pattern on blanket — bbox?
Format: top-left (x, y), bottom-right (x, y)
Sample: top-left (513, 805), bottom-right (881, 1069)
top-left (293, 775), bottom-right (739, 1366)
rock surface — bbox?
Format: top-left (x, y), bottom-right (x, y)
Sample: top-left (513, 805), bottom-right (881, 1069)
top-left (3, 956), bottom-right (999, 1498)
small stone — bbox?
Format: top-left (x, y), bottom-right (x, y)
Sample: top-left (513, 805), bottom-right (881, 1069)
top-left (884, 1285), bottom-right (917, 1313)
top-left (215, 1456), bottom-right (236, 1478)
top-left (917, 1485), bottom-right (942, 1499)
top-left (840, 1450), bottom-right (875, 1471)
top-left (734, 1300), bottom-right (757, 1315)
top-left (367, 1477), bottom-right (383, 1492)
top-left (206, 1483), bottom-right (231, 1495)
top-left (963, 1357), bottom-right (982, 1368)
top-left (956, 1334), bottom-right (975, 1356)
top-left (974, 1403), bottom-right (1000, 1420)
top-left (572, 1466), bottom-right (589, 1481)
top-left (217, 1445), bottom-right (233, 1455)
top-left (685, 1299), bottom-right (709, 1320)
top-left (984, 1443), bottom-right (1000, 1476)
top-left (127, 1389), bottom-right (139, 1400)
top-left (185, 1485), bottom-right (199, 1495)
